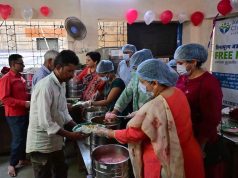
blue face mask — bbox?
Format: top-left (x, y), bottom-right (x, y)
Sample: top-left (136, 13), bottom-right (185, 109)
top-left (100, 76), bottom-right (109, 81)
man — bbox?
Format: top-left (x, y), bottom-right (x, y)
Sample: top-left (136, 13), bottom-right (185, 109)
top-left (26, 50), bottom-right (86, 178)
top-left (32, 50), bottom-right (59, 87)
top-left (0, 54), bottom-right (30, 177)
top-left (117, 44), bottom-right (137, 85)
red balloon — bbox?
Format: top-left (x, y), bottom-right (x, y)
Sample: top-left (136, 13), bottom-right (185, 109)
top-left (126, 9), bottom-right (138, 24)
top-left (190, 11), bottom-right (204, 26)
top-left (217, 0), bottom-right (232, 16)
top-left (0, 4), bottom-right (12, 20)
top-left (160, 10), bottom-right (173, 24)
top-left (40, 6), bottom-right (50, 17)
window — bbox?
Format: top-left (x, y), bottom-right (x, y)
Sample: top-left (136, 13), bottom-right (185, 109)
top-left (36, 38), bottom-right (58, 50)
top-left (98, 20), bottom-right (127, 48)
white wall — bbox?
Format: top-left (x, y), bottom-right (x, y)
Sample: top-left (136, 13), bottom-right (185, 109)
top-left (2, 0), bottom-right (238, 67)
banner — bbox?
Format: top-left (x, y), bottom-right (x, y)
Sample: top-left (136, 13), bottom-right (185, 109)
top-left (212, 16), bottom-right (238, 106)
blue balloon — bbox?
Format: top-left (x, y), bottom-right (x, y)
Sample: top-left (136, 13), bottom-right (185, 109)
top-left (70, 26), bottom-right (78, 34)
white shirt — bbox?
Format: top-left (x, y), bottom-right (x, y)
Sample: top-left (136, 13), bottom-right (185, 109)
top-left (117, 60), bottom-right (131, 86)
top-left (26, 72), bottom-right (72, 153)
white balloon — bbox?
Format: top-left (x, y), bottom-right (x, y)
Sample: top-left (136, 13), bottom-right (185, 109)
top-left (144, 10), bottom-right (156, 25)
top-left (231, 0), bottom-right (238, 11)
top-left (21, 6), bottom-right (33, 21)
top-left (178, 13), bottom-right (187, 24)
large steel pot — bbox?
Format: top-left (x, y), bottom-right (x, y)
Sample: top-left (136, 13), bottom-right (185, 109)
top-left (90, 116), bottom-right (121, 151)
top-left (84, 107), bottom-right (107, 122)
top-left (92, 144), bottom-right (129, 178)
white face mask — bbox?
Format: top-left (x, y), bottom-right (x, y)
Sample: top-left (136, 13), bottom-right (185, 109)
top-left (176, 64), bottom-right (187, 75)
top-left (123, 54), bottom-right (130, 61)
top-left (100, 76), bottom-right (109, 81)
top-left (139, 82), bottom-right (147, 93)
top-left (138, 81), bottom-right (154, 97)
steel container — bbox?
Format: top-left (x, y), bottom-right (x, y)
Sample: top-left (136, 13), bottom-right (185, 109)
top-left (84, 107), bottom-right (107, 122)
top-left (90, 116), bottom-right (121, 151)
top-left (91, 144), bottom-right (129, 178)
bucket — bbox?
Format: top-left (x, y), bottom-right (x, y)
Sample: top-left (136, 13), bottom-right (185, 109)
top-left (91, 144), bottom-right (129, 178)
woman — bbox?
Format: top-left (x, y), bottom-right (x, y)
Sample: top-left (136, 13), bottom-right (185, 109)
top-left (94, 59), bottom-right (205, 178)
top-left (117, 44), bottom-right (137, 85)
top-left (105, 49), bottom-right (154, 122)
top-left (174, 43), bottom-right (223, 178)
top-left (89, 60), bottom-right (126, 112)
top-left (76, 51), bottom-right (105, 101)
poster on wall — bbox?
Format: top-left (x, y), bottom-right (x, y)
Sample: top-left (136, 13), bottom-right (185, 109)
top-left (212, 16), bottom-right (238, 106)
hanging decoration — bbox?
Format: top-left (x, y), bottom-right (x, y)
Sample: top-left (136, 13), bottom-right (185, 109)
top-left (40, 6), bottom-right (50, 17)
top-left (21, 6), bottom-right (33, 21)
top-left (217, 0), bottom-right (233, 16)
top-left (190, 11), bottom-right (204, 26)
top-left (231, 0), bottom-right (238, 10)
top-left (0, 4), bottom-right (13, 20)
top-left (144, 10), bottom-right (156, 25)
top-left (178, 12), bottom-right (187, 24)
top-left (160, 10), bottom-right (173, 24)
top-left (126, 9), bottom-right (138, 24)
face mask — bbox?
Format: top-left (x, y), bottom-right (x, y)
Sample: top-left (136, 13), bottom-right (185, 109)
top-left (123, 54), bottom-right (130, 61)
top-left (100, 76), bottom-right (109, 81)
top-left (138, 81), bottom-right (147, 93)
top-left (176, 64), bottom-right (187, 75)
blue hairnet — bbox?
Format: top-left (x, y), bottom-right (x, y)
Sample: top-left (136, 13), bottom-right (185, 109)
top-left (167, 59), bottom-right (176, 67)
top-left (96, 60), bottom-right (114, 73)
top-left (174, 43), bottom-right (208, 63)
top-left (122, 44), bottom-right (137, 54)
top-left (136, 59), bottom-right (178, 87)
top-left (129, 49), bottom-right (153, 70)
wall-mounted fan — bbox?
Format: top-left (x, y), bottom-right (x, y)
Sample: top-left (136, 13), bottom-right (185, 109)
top-left (65, 17), bottom-right (87, 40)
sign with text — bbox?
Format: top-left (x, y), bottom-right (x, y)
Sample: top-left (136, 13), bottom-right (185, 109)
top-left (212, 17), bottom-right (238, 106)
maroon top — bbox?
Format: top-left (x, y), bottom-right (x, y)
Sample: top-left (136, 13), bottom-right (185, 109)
top-left (176, 71), bottom-right (223, 144)
top-left (0, 70), bottom-right (28, 116)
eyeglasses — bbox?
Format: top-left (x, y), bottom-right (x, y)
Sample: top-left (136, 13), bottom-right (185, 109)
top-left (15, 62), bottom-right (24, 66)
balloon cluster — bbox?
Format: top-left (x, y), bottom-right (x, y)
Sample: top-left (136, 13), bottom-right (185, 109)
top-left (0, 4), bottom-right (51, 21)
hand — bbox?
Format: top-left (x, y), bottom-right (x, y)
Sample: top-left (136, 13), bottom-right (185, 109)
top-left (68, 132), bottom-right (89, 140)
top-left (25, 101), bottom-right (30, 108)
top-left (127, 111), bottom-right (137, 118)
top-left (104, 112), bottom-right (117, 123)
top-left (81, 100), bottom-right (92, 108)
top-left (92, 126), bottom-right (110, 137)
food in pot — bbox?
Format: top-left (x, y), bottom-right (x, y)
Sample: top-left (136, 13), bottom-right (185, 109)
top-left (98, 154), bottom-right (127, 164)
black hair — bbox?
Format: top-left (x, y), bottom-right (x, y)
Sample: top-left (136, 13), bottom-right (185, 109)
top-left (8, 54), bottom-right (23, 67)
top-left (86, 51), bottom-right (101, 64)
top-left (185, 60), bottom-right (203, 68)
top-left (54, 50), bottom-right (79, 67)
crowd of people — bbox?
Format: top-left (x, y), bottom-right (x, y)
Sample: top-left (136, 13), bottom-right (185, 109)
top-left (0, 43), bottom-right (224, 178)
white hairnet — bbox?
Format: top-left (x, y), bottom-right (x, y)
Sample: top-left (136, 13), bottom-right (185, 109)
top-left (96, 60), bottom-right (114, 73)
top-left (129, 49), bottom-right (153, 70)
top-left (136, 59), bottom-right (178, 87)
top-left (174, 43), bottom-right (208, 63)
top-left (122, 44), bottom-right (137, 54)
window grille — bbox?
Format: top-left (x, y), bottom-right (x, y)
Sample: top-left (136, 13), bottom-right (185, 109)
top-left (98, 20), bottom-right (127, 48)
top-left (0, 20), bottom-right (68, 69)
